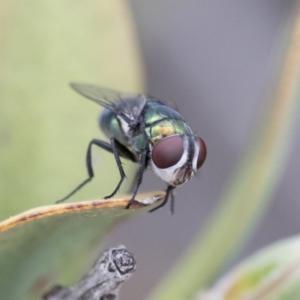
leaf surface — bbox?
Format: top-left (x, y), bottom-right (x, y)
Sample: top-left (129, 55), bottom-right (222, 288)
top-left (0, 192), bottom-right (165, 300)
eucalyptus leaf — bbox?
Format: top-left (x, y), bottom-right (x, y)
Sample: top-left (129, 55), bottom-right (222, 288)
top-left (0, 192), bottom-right (165, 300)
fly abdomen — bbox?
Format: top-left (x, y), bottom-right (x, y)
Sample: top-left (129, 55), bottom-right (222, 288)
top-left (99, 108), bottom-right (129, 146)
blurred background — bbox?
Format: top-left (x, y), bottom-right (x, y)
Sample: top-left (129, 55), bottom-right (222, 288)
top-left (110, 1), bottom-right (299, 299)
top-left (0, 1), bottom-right (299, 299)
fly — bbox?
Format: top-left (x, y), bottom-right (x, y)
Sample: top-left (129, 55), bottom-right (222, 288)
top-left (57, 83), bottom-right (207, 212)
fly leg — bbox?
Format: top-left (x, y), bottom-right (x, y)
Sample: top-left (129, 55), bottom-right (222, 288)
top-left (56, 138), bottom-right (127, 203)
top-left (149, 185), bottom-right (175, 213)
top-left (170, 188), bottom-right (176, 214)
top-left (125, 150), bottom-right (148, 209)
top-left (103, 137), bottom-right (127, 199)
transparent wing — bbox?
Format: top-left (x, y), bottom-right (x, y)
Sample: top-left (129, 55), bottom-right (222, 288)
top-left (161, 99), bottom-right (180, 112)
top-left (70, 83), bottom-right (126, 108)
top-left (70, 83), bottom-right (147, 123)
top-left (146, 93), bottom-right (180, 113)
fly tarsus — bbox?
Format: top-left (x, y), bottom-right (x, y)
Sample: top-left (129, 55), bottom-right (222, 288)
top-left (149, 185), bottom-right (175, 213)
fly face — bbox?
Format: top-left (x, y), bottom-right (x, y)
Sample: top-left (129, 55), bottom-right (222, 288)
top-left (57, 83), bottom-right (207, 213)
top-left (151, 135), bottom-right (206, 187)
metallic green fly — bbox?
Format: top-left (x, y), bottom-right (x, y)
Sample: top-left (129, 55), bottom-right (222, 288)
top-left (57, 83), bottom-right (206, 212)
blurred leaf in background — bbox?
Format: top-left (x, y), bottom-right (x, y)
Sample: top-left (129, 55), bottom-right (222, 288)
top-left (198, 236), bottom-right (300, 300)
top-left (0, 0), bottom-right (144, 221)
top-left (147, 1), bottom-right (300, 299)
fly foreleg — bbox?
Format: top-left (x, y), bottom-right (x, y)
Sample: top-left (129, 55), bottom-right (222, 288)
top-left (149, 185), bottom-right (175, 213)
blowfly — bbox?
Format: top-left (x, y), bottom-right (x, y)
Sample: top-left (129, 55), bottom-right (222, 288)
top-left (57, 83), bottom-right (207, 212)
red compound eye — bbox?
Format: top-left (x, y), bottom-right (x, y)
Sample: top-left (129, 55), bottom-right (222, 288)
top-left (196, 137), bottom-right (207, 169)
top-left (152, 135), bottom-right (184, 169)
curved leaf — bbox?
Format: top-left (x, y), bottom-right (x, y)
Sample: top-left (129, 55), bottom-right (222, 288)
top-left (198, 236), bottom-right (300, 300)
top-left (0, 191), bottom-right (165, 300)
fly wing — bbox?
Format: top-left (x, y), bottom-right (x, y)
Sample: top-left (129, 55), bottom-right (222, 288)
top-left (70, 83), bottom-right (122, 110)
top-left (70, 83), bottom-right (146, 124)
top-left (162, 99), bottom-right (180, 112)
top-left (147, 94), bottom-right (180, 113)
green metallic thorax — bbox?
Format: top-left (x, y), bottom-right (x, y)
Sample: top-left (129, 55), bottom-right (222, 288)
top-left (135, 100), bottom-right (192, 151)
top-left (99, 99), bottom-right (193, 157)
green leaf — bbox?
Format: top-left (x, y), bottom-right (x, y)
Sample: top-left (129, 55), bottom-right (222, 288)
top-left (0, 191), bottom-right (165, 300)
top-left (0, 1), bottom-right (145, 299)
top-left (199, 236), bottom-right (300, 300)
top-left (0, 0), bottom-right (144, 221)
